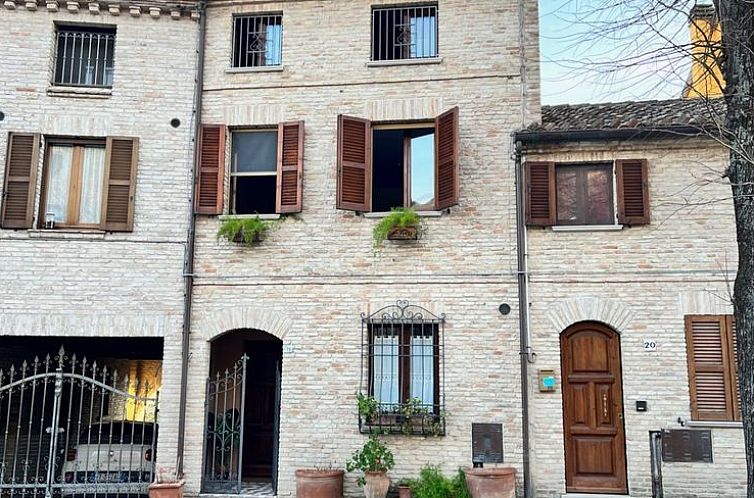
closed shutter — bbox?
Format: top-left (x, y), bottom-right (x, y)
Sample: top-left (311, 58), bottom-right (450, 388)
top-left (525, 162), bottom-right (556, 226)
top-left (729, 317), bottom-right (742, 420)
top-left (1, 133), bottom-right (40, 229)
top-left (616, 159), bottom-right (649, 226)
top-left (196, 124), bottom-right (226, 215)
top-left (336, 115), bottom-right (371, 212)
top-left (434, 107), bottom-right (460, 210)
top-left (685, 315), bottom-right (737, 421)
top-left (276, 121), bottom-right (304, 214)
top-left (101, 137), bottom-right (138, 232)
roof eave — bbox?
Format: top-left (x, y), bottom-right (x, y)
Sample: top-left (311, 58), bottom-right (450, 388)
top-left (514, 126), bottom-right (713, 145)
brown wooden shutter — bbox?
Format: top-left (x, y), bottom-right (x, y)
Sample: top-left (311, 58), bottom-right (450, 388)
top-left (729, 317), bottom-right (742, 420)
top-left (1, 133), bottom-right (40, 229)
top-left (616, 159), bottom-right (649, 226)
top-left (525, 162), bottom-right (556, 226)
top-left (101, 137), bottom-right (138, 232)
top-left (195, 124), bottom-right (226, 215)
top-left (434, 106), bottom-right (460, 210)
top-left (336, 115), bottom-right (371, 212)
top-left (276, 121), bottom-right (304, 214)
top-left (685, 315), bottom-right (737, 421)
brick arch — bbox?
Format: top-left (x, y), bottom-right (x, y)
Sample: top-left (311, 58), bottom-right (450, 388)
top-left (202, 306), bottom-right (293, 342)
top-left (545, 296), bottom-right (633, 335)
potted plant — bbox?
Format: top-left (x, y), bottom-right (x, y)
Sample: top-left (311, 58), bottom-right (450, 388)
top-left (397, 479), bottom-right (413, 498)
top-left (216, 216), bottom-right (277, 246)
top-left (295, 464), bottom-right (345, 498)
top-left (148, 467), bottom-right (184, 498)
top-left (463, 467), bottom-right (516, 498)
top-left (346, 435), bottom-right (395, 498)
top-left (372, 208), bottom-right (423, 247)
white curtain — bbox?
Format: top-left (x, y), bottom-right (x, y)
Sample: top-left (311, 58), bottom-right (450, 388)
top-left (373, 335), bottom-right (399, 406)
top-left (410, 335), bottom-right (434, 406)
top-left (46, 146), bottom-right (73, 223)
top-left (79, 147), bottom-right (105, 224)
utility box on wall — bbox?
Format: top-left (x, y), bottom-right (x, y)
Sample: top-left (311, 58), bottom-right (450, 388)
top-left (661, 429), bottom-right (713, 463)
top-left (472, 423), bottom-right (504, 464)
top-left (538, 369), bottom-right (557, 393)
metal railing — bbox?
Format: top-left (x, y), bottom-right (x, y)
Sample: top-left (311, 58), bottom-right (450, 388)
top-left (54, 28), bottom-right (115, 88)
top-left (371, 5), bottom-right (438, 61)
top-left (231, 14), bottom-right (283, 68)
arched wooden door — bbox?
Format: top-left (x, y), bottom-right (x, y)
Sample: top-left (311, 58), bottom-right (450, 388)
top-left (561, 322), bottom-right (628, 494)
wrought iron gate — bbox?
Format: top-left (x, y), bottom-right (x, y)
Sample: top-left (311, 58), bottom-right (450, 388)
top-left (0, 347), bottom-right (159, 498)
top-left (202, 356), bottom-right (247, 494)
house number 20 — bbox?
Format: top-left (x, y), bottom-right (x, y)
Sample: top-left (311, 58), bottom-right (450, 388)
top-left (643, 340), bottom-right (657, 352)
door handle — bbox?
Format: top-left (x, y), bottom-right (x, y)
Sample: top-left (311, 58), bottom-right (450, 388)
top-left (602, 393), bottom-right (609, 419)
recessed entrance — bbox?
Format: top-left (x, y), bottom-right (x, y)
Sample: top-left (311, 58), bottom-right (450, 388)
top-left (560, 322), bottom-right (628, 494)
top-left (204, 329), bottom-right (282, 496)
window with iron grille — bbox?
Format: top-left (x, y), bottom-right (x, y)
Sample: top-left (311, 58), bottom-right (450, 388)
top-left (54, 25), bottom-right (116, 88)
top-left (371, 4), bottom-right (438, 61)
top-left (359, 300), bottom-right (445, 436)
top-left (232, 14), bottom-right (283, 68)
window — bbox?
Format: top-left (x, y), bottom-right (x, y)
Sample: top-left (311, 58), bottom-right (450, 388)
top-left (360, 301), bottom-right (445, 436)
top-left (372, 5), bottom-right (438, 61)
top-left (526, 159), bottom-right (649, 227)
top-left (336, 108), bottom-right (459, 213)
top-left (685, 315), bottom-right (741, 421)
top-left (54, 25), bottom-right (116, 88)
top-left (231, 130), bottom-right (278, 215)
top-left (232, 14), bottom-right (283, 68)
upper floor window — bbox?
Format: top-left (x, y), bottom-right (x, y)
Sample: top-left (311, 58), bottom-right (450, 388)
top-left (54, 25), bottom-right (116, 88)
top-left (371, 4), bottom-right (438, 61)
top-left (232, 14), bottom-right (283, 68)
top-left (556, 163), bottom-right (614, 225)
top-left (231, 130), bottom-right (278, 214)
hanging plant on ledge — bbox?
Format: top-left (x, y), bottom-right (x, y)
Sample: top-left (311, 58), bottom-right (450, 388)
top-left (372, 207), bottom-right (424, 247)
top-left (216, 216), bottom-right (279, 246)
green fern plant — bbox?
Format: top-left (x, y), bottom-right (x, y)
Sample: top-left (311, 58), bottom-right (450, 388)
top-left (372, 207), bottom-right (423, 247)
top-left (216, 216), bottom-right (277, 246)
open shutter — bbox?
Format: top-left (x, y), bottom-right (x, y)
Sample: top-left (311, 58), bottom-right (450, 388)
top-left (616, 159), bottom-right (649, 226)
top-left (525, 162), bottom-right (556, 226)
top-left (336, 115), bottom-right (371, 212)
top-left (729, 317), bottom-right (742, 420)
top-left (101, 137), bottom-right (138, 232)
top-left (276, 121), bottom-right (304, 214)
top-left (1, 133), bottom-right (40, 229)
top-left (685, 315), bottom-right (737, 421)
top-left (195, 124), bottom-right (226, 215)
top-left (434, 106), bottom-right (460, 210)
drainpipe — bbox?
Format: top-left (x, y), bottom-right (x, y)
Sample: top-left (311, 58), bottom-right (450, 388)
top-left (176, 0), bottom-right (207, 476)
top-left (514, 138), bottom-right (534, 498)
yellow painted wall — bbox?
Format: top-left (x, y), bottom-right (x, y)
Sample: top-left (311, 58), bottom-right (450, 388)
top-left (683, 15), bottom-right (724, 98)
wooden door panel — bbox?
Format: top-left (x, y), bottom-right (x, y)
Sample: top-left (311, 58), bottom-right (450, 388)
top-left (561, 323), bottom-right (628, 494)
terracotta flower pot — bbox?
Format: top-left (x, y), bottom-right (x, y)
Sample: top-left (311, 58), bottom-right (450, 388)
top-left (398, 484), bottom-right (412, 498)
top-left (464, 468), bottom-right (516, 498)
top-left (363, 471), bottom-right (391, 498)
top-left (387, 226), bottom-right (419, 241)
top-left (148, 481), bottom-right (184, 498)
top-left (295, 469), bottom-right (345, 498)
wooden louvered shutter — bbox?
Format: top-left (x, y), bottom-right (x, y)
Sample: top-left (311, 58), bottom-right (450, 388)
top-left (685, 315), bottom-right (737, 421)
top-left (728, 317), bottom-right (742, 420)
top-left (434, 107), bottom-right (460, 210)
top-left (616, 159), bottom-right (649, 226)
top-left (525, 162), bottom-right (556, 226)
top-left (101, 137), bottom-right (138, 232)
top-left (195, 124), bottom-right (226, 215)
top-left (336, 115), bottom-right (371, 212)
top-left (276, 121), bottom-right (304, 214)
top-left (1, 133), bottom-right (40, 229)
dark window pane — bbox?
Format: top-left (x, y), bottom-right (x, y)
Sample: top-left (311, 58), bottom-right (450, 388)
top-left (556, 164), bottom-right (614, 225)
top-left (232, 131), bottom-right (277, 173)
top-left (54, 26), bottom-right (115, 87)
top-left (233, 176), bottom-right (277, 215)
top-left (372, 130), bottom-right (405, 212)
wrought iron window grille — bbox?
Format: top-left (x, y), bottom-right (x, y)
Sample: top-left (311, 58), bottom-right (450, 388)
top-left (371, 5), bottom-right (438, 61)
top-left (359, 300), bottom-right (446, 436)
top-left (231, 14), bottom-right (283, 68)
top-left (53, 26), bottom-right (116, 88)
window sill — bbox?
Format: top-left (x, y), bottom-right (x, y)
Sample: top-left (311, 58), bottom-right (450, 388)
top-left (28, 229), bottom-right (107, 239)
top-left (685, 420), bottom-right (743, 429)
top-left (47, 86), bottom-right (112, 99)
top-left (219, 214), bottom-right (281, 221)
top-left (364, 210), bottom-right (443, 219)
top-left (366, 57), bottom-right (443, 68)
top-left (225, 65), bottom-right (285, 74)
top-left (551, 224), bottom-right (623, 232)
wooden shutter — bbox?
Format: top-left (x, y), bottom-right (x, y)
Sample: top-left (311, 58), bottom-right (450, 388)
top-left (525, 161), bottom-right (556, 226)
top-left (616, 159), bottom-right (649, 226)
top-left (1, 133), bottom-right (40, 229)
top-left (195, 124), bottom-right (226, 215)
top-left (336, 115), bottom-right (371, 212)
top-left (728, 317), bottom-right (742, 420)
top-left (685, 315), bottom-right (737, 421)
top-left (101, 137), bottom-right (138, 232)
top-left (276, 121), bottom-right (304, 214)
top-left (434, 106), bottom-right (460, 210)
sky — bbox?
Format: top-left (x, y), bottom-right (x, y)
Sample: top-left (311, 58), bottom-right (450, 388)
top-left (539, 0), bottom-right (698, 105)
